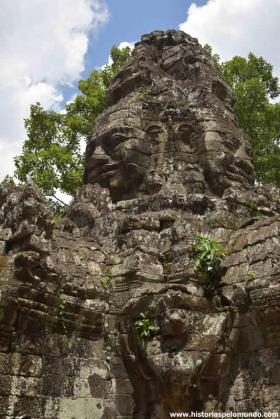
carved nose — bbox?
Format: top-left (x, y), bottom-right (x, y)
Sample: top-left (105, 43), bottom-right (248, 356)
top-left (91, 146), bottom-right (111, 166)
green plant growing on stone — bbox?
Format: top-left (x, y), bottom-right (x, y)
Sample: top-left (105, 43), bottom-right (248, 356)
top-left (246, 269), bottom-right (257, 279)
top-left (248, 201), bottom-right (258, 211)
top-left (134, 87), bottom-right (151, 103)
top-left (193, 235), bottom-right (226, 286)
top-left (135, 312), bottom-right (156, 339)
top-left (101, 268), bottom-right (113, 287)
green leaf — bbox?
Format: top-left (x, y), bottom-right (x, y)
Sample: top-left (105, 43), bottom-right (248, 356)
top-left (134, 312), bottom-right (155, 340)
top-left (193, 235), bottom-right (226, 286)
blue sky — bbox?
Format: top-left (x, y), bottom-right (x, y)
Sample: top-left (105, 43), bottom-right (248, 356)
top-left (86, 0), bottom-right (206, 70)
top-left (62, 0), bottom-right (207, 102)
top-left (0, 0), bottom-right (279, 180)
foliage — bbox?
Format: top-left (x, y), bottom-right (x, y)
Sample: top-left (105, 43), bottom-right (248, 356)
top-left (14, 45), bottom-right (132, 208)
top-left (135, 312), bottom-right (156, 339)
top-left (133, 86), bottom-right (152, 103)
top-left (221, 53), bottom-right (280, 98)
top-left (203, 44), bottom-right (221, 71)
top-left (49, 198), bottom-right (66, 221)
top-left (65, 44), bottom-right (131, 138)
top-left (221, 53), bottom-right (280, 186)
top-left (204, 45), bottom-right (280, 187)
top-left (101, 268), bottom-right (113, 287)
top-left (2, 175), bottom-right (15, 184)
top-left (15, 103), bottom-right (83, 201)
top-left (193, 235), bottom-right (226, 280)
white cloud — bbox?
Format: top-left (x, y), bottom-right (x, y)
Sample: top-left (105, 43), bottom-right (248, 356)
top-left (118, 41), bottom-right (135, 51)
top-left (180, 0), bottom-right (280, 75)
top-left (0, 0), bottom-right (108, 180)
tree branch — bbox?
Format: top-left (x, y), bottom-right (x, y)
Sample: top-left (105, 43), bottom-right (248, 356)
top-left (49, 194), bottom-right (67, 206)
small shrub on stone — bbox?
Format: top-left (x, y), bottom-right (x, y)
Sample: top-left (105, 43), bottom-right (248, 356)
top-left (135, 312), bottom-right (156, 339)
top-left (133, 87), bottom-right (151, 102)
top-left (101, 268), bottom-right (113, 287)
top-left (246, 269), bottom-right (257, 279)
top-left (193, 234), bottom-right (226, 287)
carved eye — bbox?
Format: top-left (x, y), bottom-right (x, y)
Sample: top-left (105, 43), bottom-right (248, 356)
top-left (112, 133), bottom-right (127, 145)
top-left (178, 123), bottom-right (193, 134)
top-left (147, 124), bottom-right (163, 135)
top-left (178, 124), bottom-right (194, 143)
top-left (101, 133), bottom-right (126, 154)
top-left (147, 125), bottom-right (165, 144)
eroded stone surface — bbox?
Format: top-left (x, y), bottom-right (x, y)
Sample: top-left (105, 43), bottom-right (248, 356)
top-left (0, 30), bottom-right (279, 418)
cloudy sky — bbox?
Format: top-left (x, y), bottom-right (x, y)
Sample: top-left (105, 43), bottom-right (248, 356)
top-left (0, 0), bottom-right (278, 180)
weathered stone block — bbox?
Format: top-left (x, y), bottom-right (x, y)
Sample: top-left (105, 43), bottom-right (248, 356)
top-left (115, 394), bottom-right (135, 416)
top-left (0, 257), bottom-right (8, 268)
top-left (0, 396), bottom-right (9, 415)
top-left (0, 354), bottom-right (10, 375)
top-left (0, 374), bottom-right (11, 395)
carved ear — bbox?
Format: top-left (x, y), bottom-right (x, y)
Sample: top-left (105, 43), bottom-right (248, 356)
top-left (212, 80), bottom-right (228, 102)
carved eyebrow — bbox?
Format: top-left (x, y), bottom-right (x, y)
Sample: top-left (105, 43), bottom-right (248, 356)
top-left (97, 126), bottom-right (145, 139)
top-left (111, 132), bottom-right (127, 139)
top-left (118, 126), bottom-right (146, 136)
top-left (177, 123), bottom-right (193, 132)
top-left (147, 124), bottom-right (164, 133)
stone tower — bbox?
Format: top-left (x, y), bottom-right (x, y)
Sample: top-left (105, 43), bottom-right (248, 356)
top-left (0, 30), bottom-right (279, 418)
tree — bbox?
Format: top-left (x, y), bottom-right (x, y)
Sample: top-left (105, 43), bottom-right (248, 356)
top-left (65, 44), bottom-right (131, 138)
top-left (221, 54), bottom-right (280, 186)
top-left (14, 45), bottom-right (132, 209)
top-left (203, 44), bottom-right (221, 71)
top-left (15, 103), bottom-right (83, 206)
top-left (204, 45), bottom-right (280, 186)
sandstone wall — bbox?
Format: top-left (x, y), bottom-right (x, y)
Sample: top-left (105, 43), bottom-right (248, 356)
top-left (0, 30), bottom-right (279, 418)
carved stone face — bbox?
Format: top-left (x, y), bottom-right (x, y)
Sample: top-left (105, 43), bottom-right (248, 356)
top-left (147, 119), bottom-right (197, 164)
top-left (85, 105), bottom-right (203, 200)
top-left (199, 126), bottom-right (254, 195)
top-left (85, 94), bottom-right (253, 201)
top-left (86, 113), bottom-right (151, 201)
